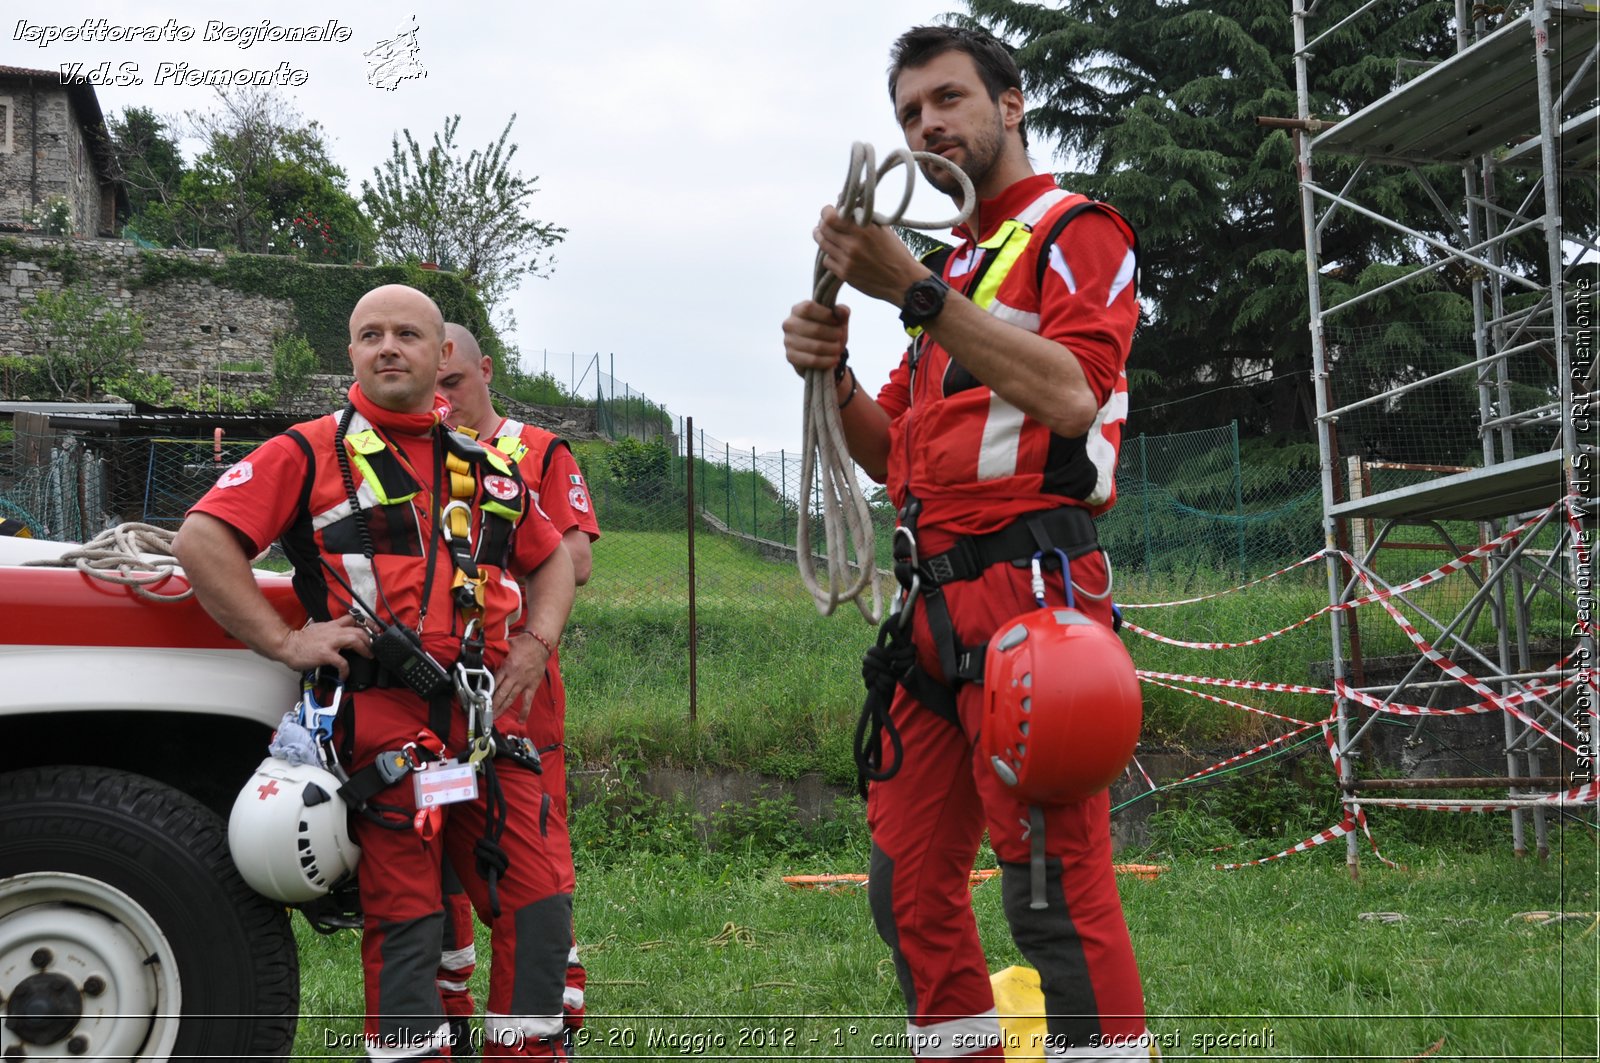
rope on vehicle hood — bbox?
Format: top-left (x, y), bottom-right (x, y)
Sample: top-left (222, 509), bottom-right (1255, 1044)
top-left (22, 521), bottom-right (195, 601)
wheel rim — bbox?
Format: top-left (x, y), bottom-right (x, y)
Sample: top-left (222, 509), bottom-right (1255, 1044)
top-left (0, 872), bottom-right (182, 1061)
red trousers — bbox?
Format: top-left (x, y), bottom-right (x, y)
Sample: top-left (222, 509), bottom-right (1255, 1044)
top-left (866, 553), bottom-right (1149, 1059)
top-left (345, 688), bottom-right (571, 1059)
top-left (437, 655), bottom-right (585, 1055)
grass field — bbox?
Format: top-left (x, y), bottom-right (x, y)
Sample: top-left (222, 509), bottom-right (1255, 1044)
top-left (277, 524), bottom-right (1593, 1059)
top-left (289, 819), bottom-right (1598, 1061)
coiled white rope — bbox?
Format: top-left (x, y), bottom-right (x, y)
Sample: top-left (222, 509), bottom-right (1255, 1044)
top-left (22, 521), bottom-right (195, 601)
top-left (798, 143), bottom-right (975, 621)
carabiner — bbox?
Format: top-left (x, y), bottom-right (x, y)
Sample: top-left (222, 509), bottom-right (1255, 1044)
top-left (440, 499), bottom-right (473, 543)
top-left (1030, 549), bottom-right (1077, 610)
top-left (299, 670), bottom-right (344, 742)
top-left (895, 573), bottom-right (921, 632)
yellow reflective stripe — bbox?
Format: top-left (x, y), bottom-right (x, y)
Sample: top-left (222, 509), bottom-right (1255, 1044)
top-left (481, 498), bottom-right (521, 521)
top-left (495, 435), bottom-right (530, 465)
top-left (347, 450), bottom-right (419, 505)
top-left (483, 448), bottom-right (513, 475)
top-left (345, 429), bottom-right (386, 456)
top-left (902, 218), bottom-right (1036, 338)
top-left (969, 220), bottom-right (1032, 312)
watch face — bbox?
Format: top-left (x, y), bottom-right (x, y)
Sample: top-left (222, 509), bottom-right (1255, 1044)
top-left (909, 287), bottom-right (939, 314)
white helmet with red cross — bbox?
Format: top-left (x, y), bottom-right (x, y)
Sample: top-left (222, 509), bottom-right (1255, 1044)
top-left (228, 757), bottom-right (361, 903)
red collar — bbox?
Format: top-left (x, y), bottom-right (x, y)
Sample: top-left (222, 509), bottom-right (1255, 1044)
top-left (952, 173), bottom-right (1062, 244)
top-left (347, 383), bottom-right (451, 436)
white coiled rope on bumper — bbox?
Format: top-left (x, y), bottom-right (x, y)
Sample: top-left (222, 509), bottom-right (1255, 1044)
top-left (21, 521), bottom-right (195, 601)
top-left (798, 143), bottom-right (975, 621)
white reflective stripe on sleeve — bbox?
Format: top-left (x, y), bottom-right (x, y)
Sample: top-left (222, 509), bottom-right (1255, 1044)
top-left (1083, 387), bottom-right (1128, 508)
top-left (977, 392), bottom-right (1027, 482)
top-left (485, 1010), bottom-right (565, 1042)
top-left (563, 986), bottom-right (585, 1009)
top-left (567, 946), bottom-right (582, 966)
top-left (1048, 243), bottom-right (1078, 293)
top-left (907, 1009), bottom-right (1003, 1058)
top-left (990, 299), bottom-right (1041, 334)
top-left (365, 1021), bottom-right (451, 1059)
top-left (1044, 1028), bottom-right (1160, 1060)
top-left (1016, 187), bottom-right (1071, 227)
top-left (437, 978), bottom-right (469, 993)
top-left (438, 944), bottom-right (476, 973)
top-left (1106, 247), bottom-right (1137, 307)
top-left (344, 554), bottom-right (379, 617)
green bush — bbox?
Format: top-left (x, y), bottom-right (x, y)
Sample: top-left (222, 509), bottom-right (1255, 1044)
top-left (270, 334), bottom-right (319, 404)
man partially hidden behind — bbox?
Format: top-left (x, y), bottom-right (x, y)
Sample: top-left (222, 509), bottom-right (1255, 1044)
top-left (781, 25), bottom-right (1152, 1061)
top-left (176, 284), bottom-right (576, 1059)
top-left (433, 323), bottom-right (601, 1057)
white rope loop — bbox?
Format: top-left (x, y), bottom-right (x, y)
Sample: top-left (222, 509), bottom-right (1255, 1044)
top-left (797, 143), bottom-right (975, 622)
top-left (22, 521), bottom-right (195, 601)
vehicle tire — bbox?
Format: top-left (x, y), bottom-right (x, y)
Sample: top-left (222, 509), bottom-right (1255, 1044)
top-left (0, 766), bottom-right (298, 1061)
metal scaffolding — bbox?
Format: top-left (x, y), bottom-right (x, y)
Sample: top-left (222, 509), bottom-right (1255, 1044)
top-left (1290, 0), bottom-right (1597, 869)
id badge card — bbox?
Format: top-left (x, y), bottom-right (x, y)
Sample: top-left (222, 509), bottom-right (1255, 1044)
top-left (413, 759), bottom-right (479, 808)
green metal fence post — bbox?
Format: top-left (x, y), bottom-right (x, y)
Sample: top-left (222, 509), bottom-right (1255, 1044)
top-left (780, 449), bottom-right (787, 546)
top-left (751, 447), bottom-right (758, 540)
top-left (1139, 434), bottom-right (1152, 573)
top-left (1233, 419), bottom-right (1245, 575)
top-left (725, 442), bottom-right (731, 529)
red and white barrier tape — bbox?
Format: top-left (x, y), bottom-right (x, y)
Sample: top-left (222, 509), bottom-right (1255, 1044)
top-left (1141, 676), bottom-right (1319, 726)
top-left (1118, 550), bottom-right (1330, 610)
top-left (1336, 675), bottom-right (1577, 717)
top-left (1333, 554), bottom-right (1580, 755)
top-left (1174, 720), bottom-right (1328, 786)
top-left (1124, 504), bottom-right (1552, 650)
top-left (1216, 817), bottom-right (1353, 870)
top-left (1137, 669), bottom-right (1335, 698)
top-left (1353, 782), bottom-right (1598, 813)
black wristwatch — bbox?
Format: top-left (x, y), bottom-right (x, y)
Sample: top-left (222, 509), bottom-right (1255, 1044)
top-left (899, 274), bottom-right (950, 329)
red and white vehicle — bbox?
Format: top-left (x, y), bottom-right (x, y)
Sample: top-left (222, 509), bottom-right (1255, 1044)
top-left (0, 533), bottom-right (307, 1060)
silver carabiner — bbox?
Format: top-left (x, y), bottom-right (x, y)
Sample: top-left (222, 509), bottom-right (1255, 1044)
top-left (893, 524), bottom-right (920, 569)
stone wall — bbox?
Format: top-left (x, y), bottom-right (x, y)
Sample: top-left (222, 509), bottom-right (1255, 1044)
top-left (0, 235), bottom-right (301, 377)
top-left (0, 80), bottom-right (104, 235)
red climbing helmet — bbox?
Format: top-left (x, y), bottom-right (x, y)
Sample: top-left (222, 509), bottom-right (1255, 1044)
top-left (982, 607), bottom-right (1143, 804)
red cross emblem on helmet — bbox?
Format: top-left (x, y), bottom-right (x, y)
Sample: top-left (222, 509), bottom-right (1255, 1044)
top-left (982, 607), bottom-right (1143, 805)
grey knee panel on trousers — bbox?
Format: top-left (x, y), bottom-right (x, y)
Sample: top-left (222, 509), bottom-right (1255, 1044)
top-left (378, 910), bottom-right (448, 1045)
top-left (999, 860), bottom-right (1099, 1048)
top-left (867, 844), bottom-right (919, 1014)
top-left (513, 892), bottom-right (575, 1016)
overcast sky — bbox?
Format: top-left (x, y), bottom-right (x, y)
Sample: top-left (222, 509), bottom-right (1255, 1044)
top-left (5, 0), bottom-right (1036, 453)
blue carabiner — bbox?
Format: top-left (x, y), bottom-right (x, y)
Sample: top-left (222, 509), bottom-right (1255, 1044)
top-left (1029, 549), bottom-right (1077, 610)
top-left (299, 670), bottom-right (344, 743)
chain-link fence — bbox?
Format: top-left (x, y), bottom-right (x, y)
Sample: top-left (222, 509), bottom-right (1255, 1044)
top-left (3, 407), bottom-right (1326, 582)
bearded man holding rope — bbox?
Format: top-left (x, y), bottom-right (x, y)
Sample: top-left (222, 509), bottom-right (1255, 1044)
top-left (782, 25), bottom-right (1152, 1061)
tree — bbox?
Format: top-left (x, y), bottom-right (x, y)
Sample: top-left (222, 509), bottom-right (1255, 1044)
top-left (20, 285), bottom-right (145, 401)
top-left (361, 115), bottom-right (567, 319)
top-left (960, 0), bottom-right (1558, 449)
top-left (112, 89), bottom-right (372, 261)
top-left (104, 106), bottom-right (184, 238)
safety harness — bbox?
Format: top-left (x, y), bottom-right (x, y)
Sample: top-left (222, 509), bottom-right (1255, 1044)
top-left (286, 407), bottom-right (545, 917)
top-left (853, 194), bottom-right (1137, 796)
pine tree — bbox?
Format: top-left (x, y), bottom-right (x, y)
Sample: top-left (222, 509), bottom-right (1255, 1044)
top-left (960, 0), bottom-right (1520, 452)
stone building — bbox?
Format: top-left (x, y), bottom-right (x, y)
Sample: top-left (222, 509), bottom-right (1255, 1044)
top-left (0, 66), bottom-right (122, 237)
